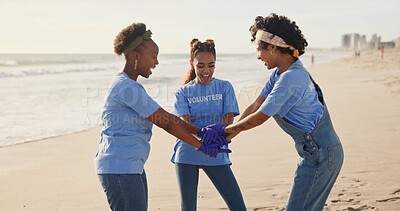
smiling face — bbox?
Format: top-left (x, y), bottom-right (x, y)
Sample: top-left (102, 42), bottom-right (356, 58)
top-left (137, 40), bottom-right (159, 78)
top-left (193, 52), bottom-right (215, 84)
top-left (256, 41), bottom-right (277, 70)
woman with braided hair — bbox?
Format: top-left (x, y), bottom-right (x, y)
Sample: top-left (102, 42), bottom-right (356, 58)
top-left (171, 38), bottom-right (246, 211)
top-left (220, 14), bottom-right (344, 210)
top-left (94, 23), bottom-right (225, 211)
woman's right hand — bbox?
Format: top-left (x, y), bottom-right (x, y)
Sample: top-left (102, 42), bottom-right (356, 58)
top-left (226, 129), bottom-right (239, 141)
top-left (196, 127), bottom-right (218, 145)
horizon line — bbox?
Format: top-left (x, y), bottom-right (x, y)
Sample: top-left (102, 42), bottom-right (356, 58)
top-left (0, 47), bottom-right (343, 55)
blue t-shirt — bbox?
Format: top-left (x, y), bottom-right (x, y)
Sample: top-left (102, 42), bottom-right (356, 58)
top-left (260, 60), bottom-right (323, 133)
top-left (94, 72), bottom-right (160, 174)
top-left (171, 78), bottom-right (239, 165)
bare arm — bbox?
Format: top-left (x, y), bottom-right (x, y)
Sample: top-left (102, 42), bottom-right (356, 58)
top-left (239, 95), bottom-right (266, 121)
top-left (225, 110), bottom-right (270, 140)
top-left (222, 113), bottom-right (235, 125)
top-left (147, 108), bottom-right (201, 148)
top-left (181, 113), bottom-right (234, 138)
top-left (179, 114), bottom-right (199, 135)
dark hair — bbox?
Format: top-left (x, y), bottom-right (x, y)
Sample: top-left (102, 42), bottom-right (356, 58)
top-left (249, 13), bottom-right (308, 57)
top-left (183, 38), bottom-right (216, 84)
top-left (114, 23), bottom-right (147, 55)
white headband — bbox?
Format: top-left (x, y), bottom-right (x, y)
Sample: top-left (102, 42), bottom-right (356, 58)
top-left (255, 30), bottom-right (299, 57)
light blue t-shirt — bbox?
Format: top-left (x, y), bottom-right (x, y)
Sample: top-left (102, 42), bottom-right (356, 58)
top-left (171, 78), bottom-right (239, 165)
top-left (94, 72), bottom-right (160, 174)
top-left (260, 60), bottom-right (323, 133)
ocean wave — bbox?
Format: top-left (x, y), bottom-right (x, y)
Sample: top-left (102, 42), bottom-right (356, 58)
top-left (0, 54), bottom-right (121, 66)
top-left (0, 52), bottom-right (352, 147)
top-left (0, 60), bottom-right (18, 66)
top-left (0, 63), bottom-right (119, 78)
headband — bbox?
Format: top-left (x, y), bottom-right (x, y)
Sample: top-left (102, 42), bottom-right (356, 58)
top-left (255, 30), bottom-right (299, 57)
top-left (123, 30), bottom-right (152, 55)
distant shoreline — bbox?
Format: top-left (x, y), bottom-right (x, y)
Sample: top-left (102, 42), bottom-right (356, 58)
top-left (0, 49), bottom-right (355, 148)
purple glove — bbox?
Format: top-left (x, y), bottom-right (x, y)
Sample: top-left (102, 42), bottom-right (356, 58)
top-left (218, 148), bottom-right (232, 154)
top-left (197, 143), bottom-right (218, 158)
top-left (197, 127), bottom-right (218, 145)
top-left (206, 123), bottom-right (228, 137)
top-left (197, 143), bottom-right (232, 158)
top-left (215, 135), bottom-right (229, 146)
top-left (196, 127), bottom-right (206, 137)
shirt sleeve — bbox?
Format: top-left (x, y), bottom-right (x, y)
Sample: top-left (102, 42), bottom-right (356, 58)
top-left (260, 70), bottom-right (277, 98)
top-left (223, 81), bottom-right (239, 116)
top-left (116, 83), bottom-right (160, 118)
top-left (260, 71), bottom-right (308, 117)
top-left (172, 88), bottom-right (190, 117)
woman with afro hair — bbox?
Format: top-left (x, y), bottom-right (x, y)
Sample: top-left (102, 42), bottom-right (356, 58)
top-left (223, 13), bottom-right (344, 210)
top-left (94, 23), bottom-right (225, 211)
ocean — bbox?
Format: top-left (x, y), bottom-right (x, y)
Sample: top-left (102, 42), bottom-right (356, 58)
top-left (0, 50), bottom-right (351, 147)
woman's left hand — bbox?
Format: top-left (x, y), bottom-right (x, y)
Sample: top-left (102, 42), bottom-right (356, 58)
top-left (226, 129), bottom-right (239, 141)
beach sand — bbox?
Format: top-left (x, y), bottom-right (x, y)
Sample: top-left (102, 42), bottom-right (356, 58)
top-left (1, 48), bottom-right (399, 210)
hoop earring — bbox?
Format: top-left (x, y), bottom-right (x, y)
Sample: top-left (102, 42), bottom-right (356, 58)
top-left (134, 59), bottom-right (138, 70)
top-left (269, 51), bottom-right (275, 56)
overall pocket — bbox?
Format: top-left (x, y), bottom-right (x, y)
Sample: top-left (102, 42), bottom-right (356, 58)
top-left (295, 141), bottom-right (319, 162)
top-left (328, 144), bottom-right (344, 171)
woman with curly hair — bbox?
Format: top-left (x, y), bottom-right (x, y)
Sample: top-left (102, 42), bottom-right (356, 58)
top-left (94, 23), bottom-right (223, 211)
top-left (222, 14), bottom-right (344, 210)
top-left (171, 39), bottom-right (246, 211)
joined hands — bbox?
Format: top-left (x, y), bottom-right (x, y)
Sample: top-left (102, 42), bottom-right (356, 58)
top-left (196, 123), bottom-right (231, 157)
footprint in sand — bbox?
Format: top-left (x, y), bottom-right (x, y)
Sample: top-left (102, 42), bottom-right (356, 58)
top-left (374, 187), bottom-right (400, 204)
top-left (363, 75), bottom-right (400, 93)
top-left (326, 177), bottom-right (369, 210)
top-left (251, 206), bottom-right (285, 211)
top-left (271, 193), bottom-right (286, 201)
top-left (385, 76), bottom-right (400, 93)
top-left (346, 204), bottom-right (376, 210)
top-left (376, 196), bottom-right (400, 203)
top-left (392, 188), bottom-right (400, 195)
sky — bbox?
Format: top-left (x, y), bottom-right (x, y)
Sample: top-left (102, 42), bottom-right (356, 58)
top-left (0, 0), bottom-right (399, 54)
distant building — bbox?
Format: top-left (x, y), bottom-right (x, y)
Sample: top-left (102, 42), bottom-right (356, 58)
top-left (341, 33), bottom-right (397, 49)
top-left (395, 37), bottom-right (400, 48)
top-left (342, 33), bottom-right (360, 49)
top-left (342, 35), bottom-right (351, 48)
top-left (369, 34), bottom-right (381, 49)
top-left (380, 42), bottom-right (395, 48)
top-left (360, 35), bottom-right (367, 49)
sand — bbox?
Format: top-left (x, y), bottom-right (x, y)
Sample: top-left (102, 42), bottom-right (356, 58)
top-left (0, 48), bottom-right (399, 210)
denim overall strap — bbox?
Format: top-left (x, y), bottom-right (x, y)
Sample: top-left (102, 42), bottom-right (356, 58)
top-left (271, 62), bottom-right (344, 211)
top-left (272, 62), bottom-right (325, 143)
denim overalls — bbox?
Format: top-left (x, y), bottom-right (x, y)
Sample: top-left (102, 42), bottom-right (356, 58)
top-left (273, 65), bottom-right (344, 211)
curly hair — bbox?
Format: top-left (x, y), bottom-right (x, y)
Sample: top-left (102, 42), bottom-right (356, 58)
top-left (249, 13), bottom-right (308, 57)
top-left (113, 23), bottom-right (147, 55)
top-left (183, 38), bottom-right (216, 84)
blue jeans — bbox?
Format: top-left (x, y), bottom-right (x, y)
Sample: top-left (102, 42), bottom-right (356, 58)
top-left (286, 141), bottom-right (343, 211)
top-left (175, 163), bottom-right (246, 211)
top-left (98, 171), bottom-right (148, 211)
top-left (274, 101), bottom-right (344, 210)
